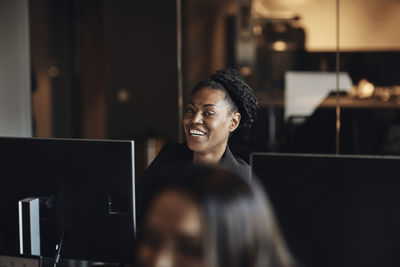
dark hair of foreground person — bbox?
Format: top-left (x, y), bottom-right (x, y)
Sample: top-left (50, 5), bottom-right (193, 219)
top-left (135, 165), bottom-right (295, 267)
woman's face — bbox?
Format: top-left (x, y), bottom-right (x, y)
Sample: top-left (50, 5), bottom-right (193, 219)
top-left (137, 191), bottom-right (204, 267)
top-left (183, 87), bottom-right (240, 155)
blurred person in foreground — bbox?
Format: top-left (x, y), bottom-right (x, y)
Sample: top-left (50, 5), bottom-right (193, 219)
top-left (135, 165), bottom-right (294, 267)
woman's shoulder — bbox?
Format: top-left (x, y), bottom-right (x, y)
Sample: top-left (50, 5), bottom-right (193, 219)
top-left (221, 146), bottom-right (251, 179)
top-left (234, 155), bottom-right (250, 168)
top-left (233, 156), bottom-right (251, 177)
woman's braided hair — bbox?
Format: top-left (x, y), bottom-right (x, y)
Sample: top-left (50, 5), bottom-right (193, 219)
top-left (192, 68), bottom-right (258, 129)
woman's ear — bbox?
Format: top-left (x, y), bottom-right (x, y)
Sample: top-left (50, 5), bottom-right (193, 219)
top-left (229, 112), bottom-right (241, 132)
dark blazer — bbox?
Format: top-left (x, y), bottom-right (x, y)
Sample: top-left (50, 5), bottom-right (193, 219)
top-left (135, 142), bottom-right (250, 221)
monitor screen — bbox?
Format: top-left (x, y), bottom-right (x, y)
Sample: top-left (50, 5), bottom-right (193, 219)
top-left (251, 153), bottom-right (400, 267)
top-left (0, 137), bottom-right (135, 264)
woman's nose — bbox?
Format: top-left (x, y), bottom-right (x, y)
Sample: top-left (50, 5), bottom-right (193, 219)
top-left (191, 112), bottom-right (203, 124)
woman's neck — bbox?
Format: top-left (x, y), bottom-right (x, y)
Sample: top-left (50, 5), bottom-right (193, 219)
top-left (192, 145), bottom-right (227, 164)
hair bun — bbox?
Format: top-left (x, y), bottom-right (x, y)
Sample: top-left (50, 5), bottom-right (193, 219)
top-left (210, 68), bottom-right (258, 129)
top-left (211, 68), bottom-right (246, 86)
top-left (213, 68), bottom-right (243, 79)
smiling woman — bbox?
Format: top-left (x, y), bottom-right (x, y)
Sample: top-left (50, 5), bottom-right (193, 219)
top-left (136, 68), bottom-right (258, 220)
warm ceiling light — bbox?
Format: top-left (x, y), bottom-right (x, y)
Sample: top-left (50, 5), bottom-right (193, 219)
top-left (272, 40), bottom-right (287, 51)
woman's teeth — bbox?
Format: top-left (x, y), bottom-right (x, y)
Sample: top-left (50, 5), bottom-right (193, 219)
top-left (190, 129), bottom-right (206, 136)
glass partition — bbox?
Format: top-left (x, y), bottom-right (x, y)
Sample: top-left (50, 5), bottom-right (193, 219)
top-left (244, 0), bottom-right (342, 156)
top-left (183, 0), bottom-right (400, 160)
top-left (338, 0), bottom-right (400, 155)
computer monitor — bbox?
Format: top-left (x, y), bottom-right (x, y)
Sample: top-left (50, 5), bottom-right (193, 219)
top-left (251, 153), bottom-right (400, 267)
top-left (0, 137), bottom-right (135, 264)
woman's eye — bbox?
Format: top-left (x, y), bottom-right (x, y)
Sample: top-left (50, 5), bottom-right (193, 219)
top-left (203, 111), bottom-right (215, 117)
top-left (184, 107), bottom-right (194, 113)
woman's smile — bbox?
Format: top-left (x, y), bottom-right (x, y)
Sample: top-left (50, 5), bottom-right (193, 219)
top-left (187, 126), bottom-right (208, 145)
top-left (189, 128), bottom-right (207, 137)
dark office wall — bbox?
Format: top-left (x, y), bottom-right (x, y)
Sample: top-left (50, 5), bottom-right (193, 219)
top-left (81, 0), bottom-right (107, 139)
top-left (47, 0), bottom-right (82, 138)
top-left (103, 1), bottom-right (179, 141)
top-left (32, 0), bottom-right (179, 141)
